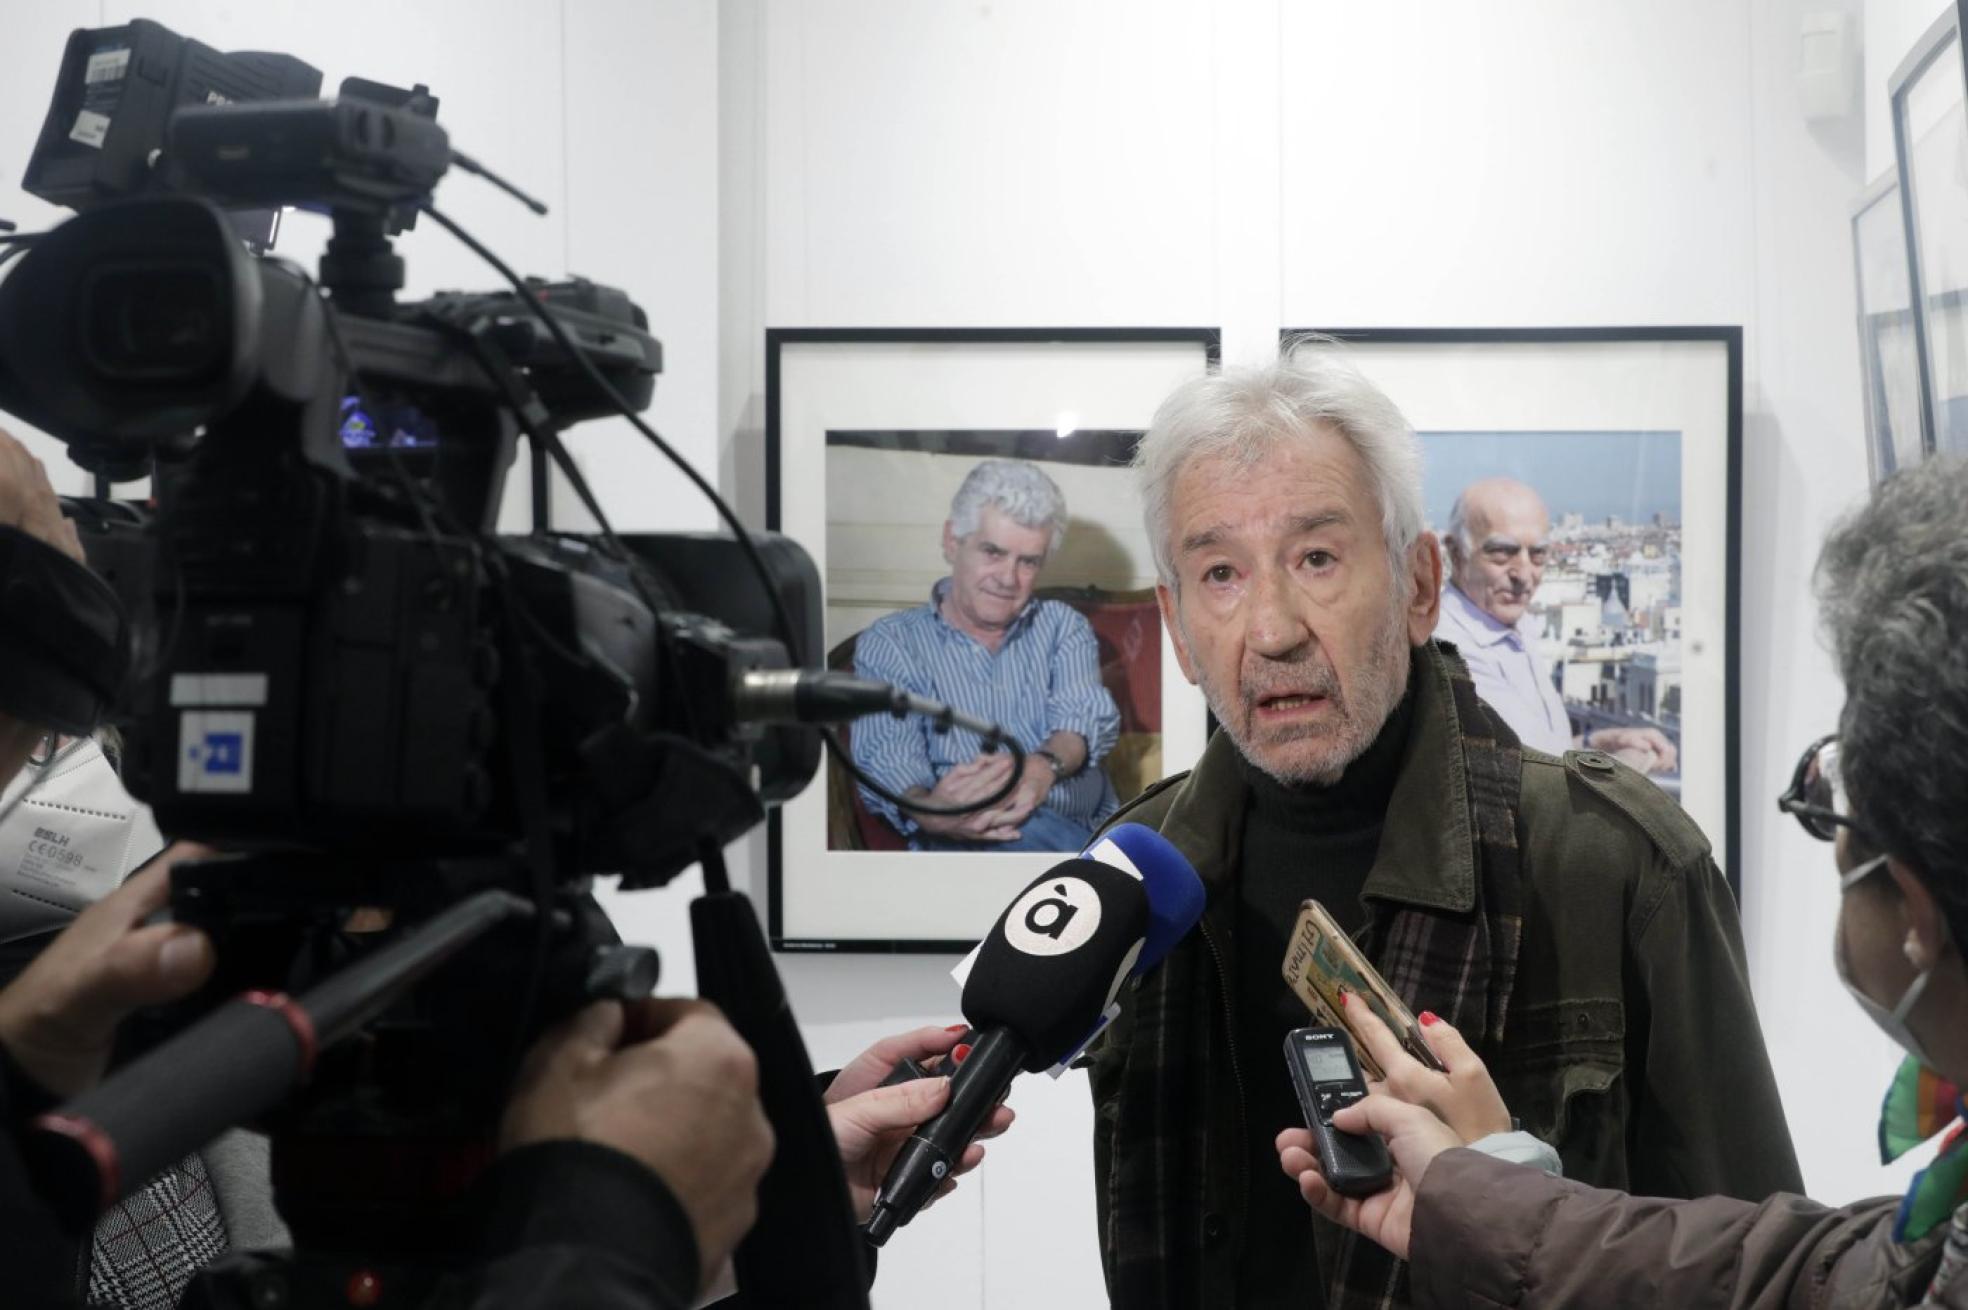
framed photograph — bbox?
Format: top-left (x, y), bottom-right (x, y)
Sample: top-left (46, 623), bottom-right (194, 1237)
top-left (1851, 172), bottom-right (1927, 482)
top-left (766, 328), bottom-right (1219, 951)
top-left (1281, 327), bottom-right (1742, 892)
top-left (1891, 5), bottom-right (1968, 456)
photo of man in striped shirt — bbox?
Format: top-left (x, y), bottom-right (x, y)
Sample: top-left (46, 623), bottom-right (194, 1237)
top-left (851, 459), bottom-right (1122, 851)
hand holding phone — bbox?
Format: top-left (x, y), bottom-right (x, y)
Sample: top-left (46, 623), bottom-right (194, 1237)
top-left (1284, 1026), bottom-right (1391, 1198)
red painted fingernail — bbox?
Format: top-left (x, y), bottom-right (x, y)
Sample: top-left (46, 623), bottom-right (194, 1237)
top-left (1338, 990), bottom-right (1350, 1007)
top-left (953, 1043), bottom-right (972, 1064)
top-left (945, 1023), bottom-right (967, 1033)
top-left (1420, 1011), bottom-right (1440, 1026)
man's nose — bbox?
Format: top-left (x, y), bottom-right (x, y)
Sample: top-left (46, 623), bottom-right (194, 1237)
top-left (1246, 567), bottom-right (1311, 658)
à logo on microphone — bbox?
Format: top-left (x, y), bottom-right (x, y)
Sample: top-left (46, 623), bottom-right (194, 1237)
top-left (1002, 876), bottom-right (1102, 956)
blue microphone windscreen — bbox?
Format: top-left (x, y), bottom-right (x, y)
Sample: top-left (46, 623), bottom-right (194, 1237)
top-left (1081, 823), bottom-right (1205, 972)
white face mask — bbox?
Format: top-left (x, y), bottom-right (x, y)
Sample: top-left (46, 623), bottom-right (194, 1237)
top-left (1833, 853), bottom-right (1943, 1070)
top-left (0, 737), bottom-right (159, 942)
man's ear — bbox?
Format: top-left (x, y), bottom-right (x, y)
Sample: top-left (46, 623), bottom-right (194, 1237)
top-left (1887, 861), bottom-right (1954, 969)
top-left (941, 520), bottom-right (960, 566)
top-left (1405, 535), bottom-right (1442, 645)
top-left (1156, 583), bottom-right (1199, 685)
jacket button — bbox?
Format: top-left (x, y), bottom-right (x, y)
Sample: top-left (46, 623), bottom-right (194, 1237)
top-left (1203, 1213), bottom-right (1225, 1242)
top-left (1578, 751), bottom-right (1615, 772)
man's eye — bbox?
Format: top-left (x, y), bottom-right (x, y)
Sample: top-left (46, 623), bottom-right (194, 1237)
top-left (1303, 550), bottom-right (1335, 569)
top-left (1204, 564), bottom-right (1235, 585)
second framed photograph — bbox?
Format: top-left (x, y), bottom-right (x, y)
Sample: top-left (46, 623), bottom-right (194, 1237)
top-left (767, 328), bottom-right (1219, 951)
top-left (1282, 327), bottom-right (1743, 892)
top-left (1852, 171), bottom-right (1927, 482)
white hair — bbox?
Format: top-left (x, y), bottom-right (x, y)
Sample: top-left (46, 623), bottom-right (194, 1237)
top-left (1133, 341), bottom-right (1425, 585)
top-left (948, 459), bottom-right (1069, 558)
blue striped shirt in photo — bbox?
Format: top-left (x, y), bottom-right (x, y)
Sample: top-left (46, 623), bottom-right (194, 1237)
top-left (851, 580), bottom-right (1122, 846)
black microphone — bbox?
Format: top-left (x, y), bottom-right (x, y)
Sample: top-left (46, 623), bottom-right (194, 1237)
top-left (732, 668), bottom-right (904, 722)
top-left (732, 668), bottom-right (1012, 743)
top-left (862, 858), bottom-right (1150, 1246)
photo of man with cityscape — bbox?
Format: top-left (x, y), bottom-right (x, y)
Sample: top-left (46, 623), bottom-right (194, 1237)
top-left (1425, 429), bottom-right (1686, 798)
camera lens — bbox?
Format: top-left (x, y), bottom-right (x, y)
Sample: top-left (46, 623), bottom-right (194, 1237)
top-left (80, 261), bottom-right (227, 382)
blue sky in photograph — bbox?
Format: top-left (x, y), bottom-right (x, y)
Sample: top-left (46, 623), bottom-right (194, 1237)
top-left (1419, 430), bottom-right (1683, 529)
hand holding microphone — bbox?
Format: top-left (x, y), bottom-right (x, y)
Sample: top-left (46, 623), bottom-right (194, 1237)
top-left (862, 823), bottom-right (1204, 1246)
top-left (824, 1028), bottom-right (1013, 1222)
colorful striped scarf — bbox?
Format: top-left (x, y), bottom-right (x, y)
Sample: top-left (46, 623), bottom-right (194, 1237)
top-left (1881, 1056), bottom-right (1968, 1243)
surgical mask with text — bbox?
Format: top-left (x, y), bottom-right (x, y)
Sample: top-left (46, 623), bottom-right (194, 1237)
top-left (0, 736), bottom-right (156, 942)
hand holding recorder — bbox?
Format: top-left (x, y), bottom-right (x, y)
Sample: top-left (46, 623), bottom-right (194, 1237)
top-left (1275, 1003), bottom-right (1504, 1259)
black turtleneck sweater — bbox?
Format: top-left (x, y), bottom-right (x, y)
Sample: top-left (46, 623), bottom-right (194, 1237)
top-left (1234, 675), bottom-right (1414, 1310)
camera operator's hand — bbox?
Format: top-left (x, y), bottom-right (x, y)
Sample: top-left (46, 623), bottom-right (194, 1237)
top-left (0, 843), bottom-right (216, 1097)
top-left (500, 997), bottom-right (774, 1296)
top-left (0, 427), bottom-right (83, 564)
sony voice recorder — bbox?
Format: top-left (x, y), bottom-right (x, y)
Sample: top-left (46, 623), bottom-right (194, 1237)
top-left (1284, 1025), bottom-right (1392, 1198)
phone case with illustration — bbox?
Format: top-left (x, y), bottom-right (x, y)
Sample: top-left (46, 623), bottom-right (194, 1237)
top-left (1280, 899), bottom-right (1447, 1079)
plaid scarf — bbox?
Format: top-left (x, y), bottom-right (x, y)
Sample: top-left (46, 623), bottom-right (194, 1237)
top-left (1103, 647), bottom-right (1525, 1310)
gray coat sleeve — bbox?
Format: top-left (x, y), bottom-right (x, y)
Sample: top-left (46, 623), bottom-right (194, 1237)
top-left (1408, 1148), bottom-right (1930, 1310)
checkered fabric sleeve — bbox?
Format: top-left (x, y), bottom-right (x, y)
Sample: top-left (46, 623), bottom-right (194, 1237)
top-left (87, 1152), bottom-right (228, 1310)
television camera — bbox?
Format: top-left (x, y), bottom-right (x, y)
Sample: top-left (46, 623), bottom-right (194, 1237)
top-left (0, 20), bottom-right (1012, 1308)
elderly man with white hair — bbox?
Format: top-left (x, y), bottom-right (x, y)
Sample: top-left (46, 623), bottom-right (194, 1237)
top-left (1082, 350), bottom-right (1798, 1309)
top-left (851, 458), bottom-right (1121, 852)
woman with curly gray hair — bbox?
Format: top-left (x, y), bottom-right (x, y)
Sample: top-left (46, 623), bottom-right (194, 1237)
top-left (1277, 455), bottom-right (1968, 1308)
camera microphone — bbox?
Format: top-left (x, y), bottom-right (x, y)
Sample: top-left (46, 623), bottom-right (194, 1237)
top-left (862, 828), bottom-right (1205, 1247)
top-left (732, 669), bottom-right (906, 723)
top-left (733, 668), bottom-right (1011, 744)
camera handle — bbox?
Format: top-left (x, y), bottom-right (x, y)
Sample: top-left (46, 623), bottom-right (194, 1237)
top-left (693, 845), bottom-right (871, 1310)
top-left (23, 884), bottom-right (537, 1230)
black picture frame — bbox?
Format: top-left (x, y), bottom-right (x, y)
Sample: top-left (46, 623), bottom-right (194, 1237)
top-left (765, 326), bottom-right (1221, 953)
top-left (1851, 172), bottom-right (1926, 484)
top-left (1281, 326), bottom-right (1745, 898)
top-left (1890, 5), bottom-right (1968, 458)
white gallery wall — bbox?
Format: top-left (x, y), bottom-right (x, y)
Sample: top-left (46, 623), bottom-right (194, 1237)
top-left (0, 1), bottom-right (1945, 1305)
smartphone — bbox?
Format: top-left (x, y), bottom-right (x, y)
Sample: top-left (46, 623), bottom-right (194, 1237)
top-left (1282, 900), bottom-right (1447, 1080)
top-left (1284, 1026), bottom-right (1392, 1198)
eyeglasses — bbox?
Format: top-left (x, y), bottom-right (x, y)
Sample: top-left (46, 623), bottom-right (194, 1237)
top-left (1777, 735), bottom-right (1874, 844)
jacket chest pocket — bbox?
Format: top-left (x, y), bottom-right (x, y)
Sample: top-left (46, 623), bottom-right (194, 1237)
top-left (1491, 997), bottom-right (1626, 1148)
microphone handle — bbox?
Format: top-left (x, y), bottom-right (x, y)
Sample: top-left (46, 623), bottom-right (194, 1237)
top-left (863, 1026), bottom-right (1027, 1247)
